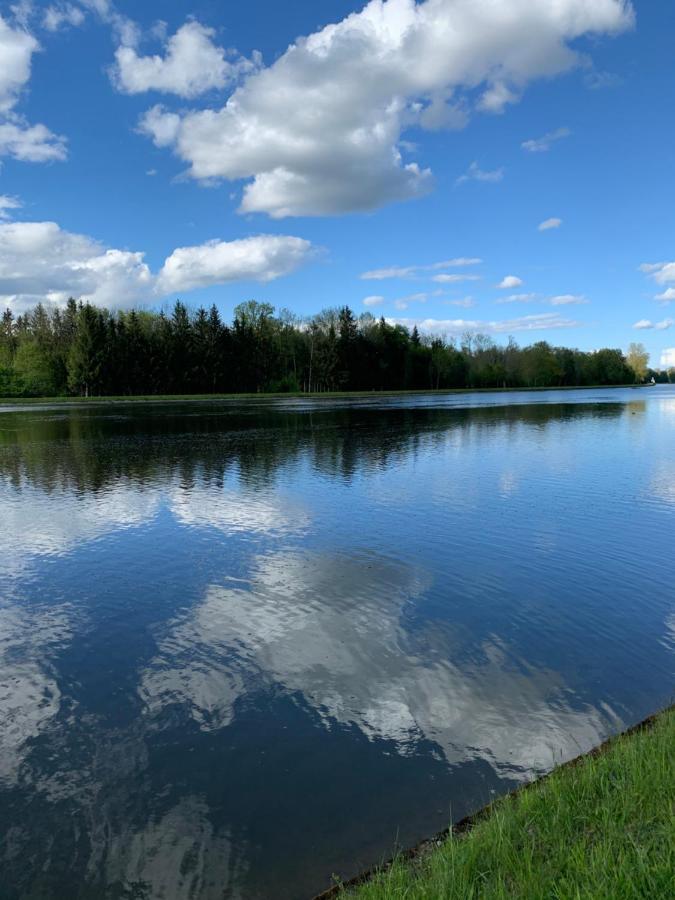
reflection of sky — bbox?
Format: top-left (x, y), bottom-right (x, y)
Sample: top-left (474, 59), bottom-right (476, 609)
top-left (1, 390), bottom-right (674, 898)
top-left (141, 550), bottom-right (618, 778)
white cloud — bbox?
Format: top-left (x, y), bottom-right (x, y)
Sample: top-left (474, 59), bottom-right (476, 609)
top-left (0, 13), bottom-right (37, 113)
top-left (661, 348), bottom-right (675, 368)
top-left (0, 118), bottom-right (66, 161)
top-left (585, 69), bottom-right (623, 90)
top-left (432, 273), bottom-right (480, 284)
top-left (387, 312), bottom-right (583, 336)
top-left (522, 126), bottom-right (571, 153)
top-left (538, 217), bottom-right (562, 231)
top-left (443, 296), bottom-right (476, 308)
top-left (656, 318), bottom-right (674, 331)
top-left (633, 319), bottom-right (653, 330)
top-left (0, 195), bottom-right (22, 219)
top-left (77, 0), bottom-right (138, 46)
top-left (547, 294), bottom-right (588, 306)
top-left (156, 235), bottom-right (313, 294)
top-left (136, 0), bottom-right (632, 217)
top-left (0, 14), bottom-right (68, 162)
top-left (43, 4), bottom-right (85, 31)
top-left (363, 295), bottom-right (385, 307)
top-left (498, 275), bottom-right (523, 289)
top-left (0, 221), bottom-right (314, 310)
top-left (456, 161), bottom-right (504, 185)
top-left (640, 261), bottom-right (675, 285)
top-left (639, 262), bottom-right (675, 304)
top-left (112, 21), bottom-right (258, 99)
top-left (361, 257), bottom-right (481, 280)
top-left (496, 292), bottom-right (537, 304)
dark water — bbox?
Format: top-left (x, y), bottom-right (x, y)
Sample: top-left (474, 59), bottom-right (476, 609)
top-left (0, 387), bottom-right (673, 899)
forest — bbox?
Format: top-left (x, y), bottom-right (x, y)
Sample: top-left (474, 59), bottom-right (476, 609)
top-left (0, 299), bottom-right (670, 398)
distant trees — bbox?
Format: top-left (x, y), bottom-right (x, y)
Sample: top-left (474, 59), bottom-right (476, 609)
top-left (0, 298), bottom-right (666, 399)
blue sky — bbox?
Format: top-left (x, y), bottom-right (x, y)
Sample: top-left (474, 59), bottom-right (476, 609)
top-left (1, 0), bottom-right (674, 366)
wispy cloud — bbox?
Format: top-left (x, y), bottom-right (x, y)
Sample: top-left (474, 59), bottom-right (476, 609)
top-left (0, 195), bottom-right (22, 220)
top-left (585, 70), bottom-right (623, 90)
top-left (432, 273), bottom-right (481, 284)
top-left (387, 312), bottom-right (583, 336)
top-left (633, 318), bottom-right (674, 331)
top-left (496, 293), bottom-right (537, 304)
top-left (547, 294), bottom-right (588, 306)
top-left (360, 258), bottom-right (482, 281)
top-left (456, 161), bottom-right (504, 186)
top-left (538, 217), bottom-right (562, 231)
top-left (522, 127), bottom-right (571, 153)
top-left (362, 295), bottom-right (385, 307)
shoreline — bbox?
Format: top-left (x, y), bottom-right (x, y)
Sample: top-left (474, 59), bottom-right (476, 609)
top-left (0, 383), bottom-right (652, 408)
top-left (314, 704), bottom-right (674, 899)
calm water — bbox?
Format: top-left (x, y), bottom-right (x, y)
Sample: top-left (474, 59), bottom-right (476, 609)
top-left (1, 387), bottom-right (674, 899)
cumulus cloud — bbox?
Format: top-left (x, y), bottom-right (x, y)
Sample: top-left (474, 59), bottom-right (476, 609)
top-left (0, 14), bottom-right (68, 161)
top-left (363, 295), bottom-right (385, 307)
top-left (639, 262), bottom-right (675, 304)
top-left (538, 217), bottom-right (562, 231)
top-left (498, 275), bottom-right (523, 289)
top-left (387, 312), bottom-right (583, 336)
top-left (522, 126), bottom-right (571, 153)
top-left (112, 21), bottom-right (258, 99)
top-left (456, 160), bottom-right (504, 185)
top-left (156, 235), bottom-right (313, 294)
top-left (0, 221), bottom-right (314, 310)
top-left (361, 257), bottom-right (481, 280)
top-left (639, 261), bottom-right (675, 284)
top-left (633, 319), bottom-right (653, 330)
top-left (135, 0), bottom-right (633, 217)
top-left (661, 348), bottom-right (675, 368)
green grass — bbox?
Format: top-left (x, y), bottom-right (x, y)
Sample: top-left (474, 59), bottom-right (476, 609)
top-left (345, 708), bottom-right (674, 900)
top-left (0, 383), bottom-right (647, 406)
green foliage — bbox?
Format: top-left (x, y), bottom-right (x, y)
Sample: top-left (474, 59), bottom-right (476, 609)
top-left (0, 299), bottom-right (654, 398)
top-left (350, 708), bottom-right (675, 900)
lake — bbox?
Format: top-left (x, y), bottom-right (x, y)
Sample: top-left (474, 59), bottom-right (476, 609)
top-left (1, 387), bottom-right (673, 899)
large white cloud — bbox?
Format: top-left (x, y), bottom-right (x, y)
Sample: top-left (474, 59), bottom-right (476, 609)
top-left (112, 21), bottom-right (258, 99)
top-left (0, 221), bottom-right (314, 310)
top-left (0, 14), bottom-right (68, 162)
top-left (157, 235), bottom-right (313, 294)
top-left (136, 0), bottom-right (633, 218)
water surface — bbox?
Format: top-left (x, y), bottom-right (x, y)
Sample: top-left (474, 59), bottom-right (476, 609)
top-left (1, 387), bottom-right (674, 899)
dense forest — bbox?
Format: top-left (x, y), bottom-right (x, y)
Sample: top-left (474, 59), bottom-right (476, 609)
top-left (0, 299), bottom-right (671, 397)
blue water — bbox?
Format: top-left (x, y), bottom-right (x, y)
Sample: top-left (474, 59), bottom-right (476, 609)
top-left (0, 387), bottom-right (673, 898)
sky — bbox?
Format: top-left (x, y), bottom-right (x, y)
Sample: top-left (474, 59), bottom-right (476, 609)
top-left (1, 0), bottom-right (674, 367)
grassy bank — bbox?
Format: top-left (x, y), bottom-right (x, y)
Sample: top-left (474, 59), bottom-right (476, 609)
top-left (334, 707), bottom-right (674, 899)
top-left (0, 383), bottom-right (648, 407)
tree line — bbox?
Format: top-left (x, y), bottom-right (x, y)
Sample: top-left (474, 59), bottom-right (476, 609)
top-left (0, 299), bottom-right (671, 398)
